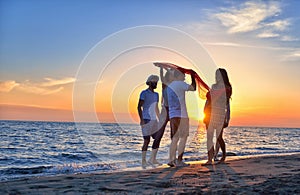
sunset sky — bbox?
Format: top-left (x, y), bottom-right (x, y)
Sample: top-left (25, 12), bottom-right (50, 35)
top-left (1, 0), bottom-right (300, 127)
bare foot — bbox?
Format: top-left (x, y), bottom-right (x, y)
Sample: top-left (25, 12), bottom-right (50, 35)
top-left (201, 161), bottom-right (213, 166)
top-left (176, 160), bottom-right (189, 167)
top-left (167, 160), bottom-right (176, 167)
top-left (217, 157), bottom-right (226, 164)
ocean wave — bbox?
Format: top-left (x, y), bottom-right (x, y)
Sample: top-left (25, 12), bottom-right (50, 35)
top-left (46, 163), bottom-right (118, 174)
top-left (0, 163), bottom-right (118, 181)
top-left (0, 166), bottom-right (52, 175)
top-left (255, 147), bottom-right (280, 151)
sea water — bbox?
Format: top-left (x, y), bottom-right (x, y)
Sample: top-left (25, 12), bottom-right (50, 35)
top-left (0, 120), bottom-right (299, 181)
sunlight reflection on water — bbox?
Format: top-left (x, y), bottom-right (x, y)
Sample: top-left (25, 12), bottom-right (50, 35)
top-left (0, 121), bottom-right (299, 180)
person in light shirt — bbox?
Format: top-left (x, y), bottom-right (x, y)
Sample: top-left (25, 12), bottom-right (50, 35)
top-left (167, 69), bottom-right (196, 167)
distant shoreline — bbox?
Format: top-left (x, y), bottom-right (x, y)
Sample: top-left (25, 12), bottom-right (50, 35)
top-left (1, 119), bottom-right (299, 129)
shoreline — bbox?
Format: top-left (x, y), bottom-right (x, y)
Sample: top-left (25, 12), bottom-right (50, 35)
top-left (1, 153), bottom-right (300, 194)
top-left (2, 152), bottom-right (299, 182)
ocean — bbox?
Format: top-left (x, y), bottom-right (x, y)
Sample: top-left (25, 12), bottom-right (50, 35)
top-left (0, 120), bottom-right (299, 181)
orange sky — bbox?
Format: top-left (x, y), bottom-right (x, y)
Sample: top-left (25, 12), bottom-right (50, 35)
top-left (1, 46), bottom-right (300, 127)
top-left (1, 46), bottom-right (300, 128)
top-left (1, 62), bottom-right (300, 128)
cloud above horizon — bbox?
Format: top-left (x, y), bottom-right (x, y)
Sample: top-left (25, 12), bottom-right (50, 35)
top-left (281, 49), bottom-right (300, 61)
top-left (0, 77), bottom-right (75, 95)
top-left (214, 1), bottom-right (296, 41)
top-left (0, 80), bottom-right (20, 93)
top-left (178, 0), bottom-right (300, 62)
top-left (40, 77), bottom-right (75, 87)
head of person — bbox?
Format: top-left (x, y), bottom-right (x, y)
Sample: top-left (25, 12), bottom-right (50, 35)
top-left (216, 68), bottom-right (232, 99)
top-left (146, 75), bottom-right (159, 89)
top-left (173, 69), bottom-right (185, 81)
top-left (215, 68), bottom-right (230, 86)
top-left (164, 70), bottom-right (173, 83)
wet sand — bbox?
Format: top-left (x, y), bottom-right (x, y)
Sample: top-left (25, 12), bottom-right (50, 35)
top-left (1, 153), bottom-right (300, 194)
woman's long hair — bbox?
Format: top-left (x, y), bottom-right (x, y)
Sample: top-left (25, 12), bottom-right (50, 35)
top-left (218, 68), bottom-right (232, 99)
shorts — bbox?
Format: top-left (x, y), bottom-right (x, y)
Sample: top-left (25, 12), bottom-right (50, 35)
top-left (141, 119), bottom-right (158, 138)
top-left (158, 106), bottom-right (169, 130)
top-left (170, 117), bottom-right (189, 138)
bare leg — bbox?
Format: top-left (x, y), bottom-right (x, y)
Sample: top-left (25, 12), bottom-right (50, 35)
top-left (214, 130), bottom-right (223, 160)
top-left (141, 138), bottom-right (150, 168)
top-left (203, 124), bottom-right (214, 165)
top-left (202, 147), bottom-right (214, 165)
top-left (178, 136), bottom-right (187, 162)
top-left (217, 132), bottom-right (226, 163)
top-left (142, 138), bottom-right (150, 151)
top-left (152, 125), bottom-right (166, 150)
top-left (169, 136), bottom-right (179, 161)
top-left (168, 118), bottom-right (180, 167)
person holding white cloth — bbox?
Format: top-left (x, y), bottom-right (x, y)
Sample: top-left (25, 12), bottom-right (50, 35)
top-left (167, 69), bottom-right (196, 167)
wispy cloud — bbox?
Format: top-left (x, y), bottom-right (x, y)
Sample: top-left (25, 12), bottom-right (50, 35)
top-left (204, 41), bottom-right (300, 62)
top-left (204, 42), bottom-right (244, 47)
top-left (17, 81), bottom-right (64, 95)
top-left (215, 1), bottom-right (281, 33)
top-left (204, 41), bottom-right (293, 51)
top-left (214, 1), bottom-right (295, 41)
top-left (41, 77), bottom-right (75, 87)
top-left (257, 31), bottom-right (280, 38)
top-left (0, 77), bottom-right (75, 95)
top-left (265, 19), bottom-right (290, 31)
top-left (0, 80), bottom-right (20, 92)
top-left (280, 35), bottom-right (298, 41)
top-left (281, 49), bottom-right (300, 61)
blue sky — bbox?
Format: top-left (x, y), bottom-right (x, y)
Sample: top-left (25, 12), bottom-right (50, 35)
top-left (1, 0), bottom-right (299, 80)
top-left (0, 1), bottom-right (237, 78)
top-left (1, 0), bottom-right (300, 126)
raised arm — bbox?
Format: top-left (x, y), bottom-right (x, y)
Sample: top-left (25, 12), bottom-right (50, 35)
top-left (188, 70), bottom-right (197, 91)
top-left (160, 67), bottom-right (166, 84)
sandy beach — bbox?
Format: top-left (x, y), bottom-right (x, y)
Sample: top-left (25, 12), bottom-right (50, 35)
top-left (1, 153), bottom-right (299, 194)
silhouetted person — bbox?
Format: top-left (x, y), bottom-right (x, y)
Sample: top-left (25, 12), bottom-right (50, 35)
top-left (167, 69), bottom-right (196, 167)
top-left (148, 65), bottom-right (173, 165)
top-left (203, 68), bottom-right (232, 165)
top-left (137, 75), bottom-right (160, 168)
